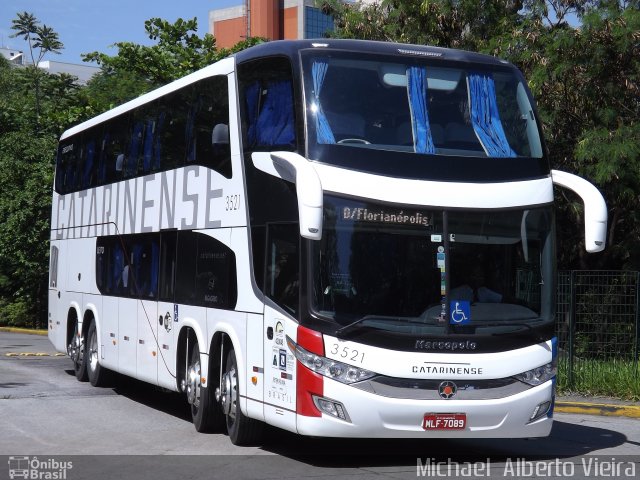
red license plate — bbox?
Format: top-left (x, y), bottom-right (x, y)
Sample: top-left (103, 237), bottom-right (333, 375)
top-left (422, 413), bottom-right (466, 430)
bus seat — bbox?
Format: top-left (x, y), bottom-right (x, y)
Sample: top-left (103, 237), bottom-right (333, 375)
top-left (445, 122), bottom-right (478, 147)
top-left (212, 123), bottom-right (229, 146)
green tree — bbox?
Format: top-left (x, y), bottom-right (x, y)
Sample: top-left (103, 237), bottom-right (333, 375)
top-left (0, 132), bottom-right (56, 327)
top-left (489, 3), bottom-right (640, 268)
top-left (0, 19), bottom-right (86, 327)
top-left (320, 0), bottom-right (523, 50)
top-left (325, 0), bottom-right (640, 270)
top-left (10, 11), bottom-right (65, 130)
top-left (83, 17), bottom-right (264, 87)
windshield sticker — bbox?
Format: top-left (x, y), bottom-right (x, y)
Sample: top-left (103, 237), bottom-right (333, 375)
top-left (431, 234), bottom-right (442, 243)
top-left (342, 207), bottom-right (432, 227)
top-left (450, 300), bottom-right (470, 325)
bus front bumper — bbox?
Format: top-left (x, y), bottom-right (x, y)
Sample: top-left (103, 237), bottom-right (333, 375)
top-left (296, 379), bottom-right (554, 438)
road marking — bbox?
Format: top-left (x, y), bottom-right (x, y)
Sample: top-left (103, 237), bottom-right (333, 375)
top-left (4, 352), bottom-right (66, 357)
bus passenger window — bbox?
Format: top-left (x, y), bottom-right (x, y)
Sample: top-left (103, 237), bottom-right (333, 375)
top-left (160, 91), bottom-right (189, 170)
top-left (125, 121), bottom-right (144, 178)
top-left (159, 232), bottom-right (177, 302)
top-left (238, 56), bottom-right (297, 153)
top-left (195, 234), bottom-right (237, 309)
top-left (245, 80), bottom-right (295, 148)
top-left (81, 137), bottom-right (96, 189)
top-left (175, 233), bottom-right (198, 304)
top-left (103, 115), bottom-right (130, 184)
top-left (129, 238), bottom-right (159, 298)
top-left (184, 76), bottom-right (232, 178)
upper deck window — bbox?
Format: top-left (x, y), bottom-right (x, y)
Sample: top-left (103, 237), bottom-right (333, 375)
top-left (238, 56), bottom-right (297, 152)
top-left (302, 51), bottom-right (543, 160)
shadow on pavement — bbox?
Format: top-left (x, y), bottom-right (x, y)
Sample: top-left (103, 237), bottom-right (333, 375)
top-left (256, 419), bottom-right (628, 467)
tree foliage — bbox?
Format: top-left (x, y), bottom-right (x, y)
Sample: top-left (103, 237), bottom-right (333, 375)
top-left (83, 17), bottom-right (264, 87)
top-left (10, 11), bottom-right (63, 67)
top-left (324, 0), bottom-right (640, 270)
top-left (320, 0), bottom-right (523, 49)
top-left (0, 13), bottom-right (263, 327)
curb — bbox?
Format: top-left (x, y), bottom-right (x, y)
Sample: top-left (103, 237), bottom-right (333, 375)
top-left (0, 327), bottom-right (48, 336)
top-left (555, 401), bottom-right (640, 419)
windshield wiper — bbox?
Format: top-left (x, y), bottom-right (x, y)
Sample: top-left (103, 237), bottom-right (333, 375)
top-left (467, 321), bottom-right (546, 342)
top-left (335, 315), bottom-right (436, 339)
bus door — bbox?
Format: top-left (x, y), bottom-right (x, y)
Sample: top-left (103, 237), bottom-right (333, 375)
top-left (262, 224), bottom-right (299, 431)
top-left (137, 298), bottom-right (158, 385)
top-left (48, 241), bottom-right (67, 352)
top-left (133, 238), bottom-right (160, 385)
top-left (157, 231), bottom-right (177, 389)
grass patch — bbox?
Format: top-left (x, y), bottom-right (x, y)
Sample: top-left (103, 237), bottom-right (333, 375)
top-left (557, 358), bottom-right (640, 401)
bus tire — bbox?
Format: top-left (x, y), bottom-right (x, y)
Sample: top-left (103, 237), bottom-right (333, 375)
top-left (223, 349), bottom-right (263, 446)
top-left (189, 342), bottom-right (224, 433)
top-left (87, 320), bottom-right (112, 387)
top-left (71, 319), bottom-right (88, 382)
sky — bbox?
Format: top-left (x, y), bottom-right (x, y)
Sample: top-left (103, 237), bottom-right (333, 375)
top-left (0, 0), bottom-right (241, 65)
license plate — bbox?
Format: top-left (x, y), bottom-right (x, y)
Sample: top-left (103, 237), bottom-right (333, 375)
top-left (422, 413), bottom-right (466, 430)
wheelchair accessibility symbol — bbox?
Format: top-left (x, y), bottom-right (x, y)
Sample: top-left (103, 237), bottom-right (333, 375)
top-left (450, 300), bottom-right (470, 325)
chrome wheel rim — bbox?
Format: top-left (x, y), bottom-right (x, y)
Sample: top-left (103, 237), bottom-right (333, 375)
top-left (186, 357), bottom-right (201, 408)
top-left (88, 328), bottom-right (98, 373)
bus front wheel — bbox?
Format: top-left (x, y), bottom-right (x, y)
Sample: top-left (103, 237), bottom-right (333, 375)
top-left (220, 349), bottom-right (263, 445)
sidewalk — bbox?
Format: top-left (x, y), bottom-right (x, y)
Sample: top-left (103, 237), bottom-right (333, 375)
top-left (0, 326), bottom-right (47, 336)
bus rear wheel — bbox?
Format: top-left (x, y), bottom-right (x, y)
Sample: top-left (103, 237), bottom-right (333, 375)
top-left (188, 342), bottom-right (223, 432)
top-left (69, 319), bottom-right (88, 382)
top-left (220, 349), bottom-right (263, 445)
top-left (87, 320), bottom-right (112, 387)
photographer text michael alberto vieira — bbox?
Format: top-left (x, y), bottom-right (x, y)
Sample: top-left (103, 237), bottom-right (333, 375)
top-left (416, 458), bottom-right (637, 477)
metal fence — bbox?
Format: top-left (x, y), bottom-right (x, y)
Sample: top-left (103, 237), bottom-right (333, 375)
top-left (556, 271), bottom-right (640, 394)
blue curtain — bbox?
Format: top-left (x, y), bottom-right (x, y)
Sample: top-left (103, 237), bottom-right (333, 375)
top-left (127, 122), bottom-right (143, 175)
top-left (149, 241), bottom-right (159, 297)
top-left (97, 132), bottom-right (110, 184)
top-left (468, 72), bottom-right (516, 158)
top-left (143, 119), bottom-right (154, 173)
top-left (255, 81), bottom-right (295, 146)
top-left (406, 66), bottom-right (435, 154)
top-left (153, 112), bottom-right (165, 171)
top-left (82, 140), bottom-right (95, 188)
top-left (110, 245), bottom-right (124, 294)
top-left (245, 81), bottom-right (260, 146)
top-left (312, 61), bottom-right (335, 144)
top-left (185, 98), bottom-right (199, 162)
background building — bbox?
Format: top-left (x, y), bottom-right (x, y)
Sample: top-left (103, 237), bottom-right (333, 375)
top-left (37, 60), bottom-right (99, 85)
top-left (1, 46), bottom-right (98, 84)
top-left (0, 46), bottom-right (25, 65)
top-left (209, 0), bottom-right (335, 48)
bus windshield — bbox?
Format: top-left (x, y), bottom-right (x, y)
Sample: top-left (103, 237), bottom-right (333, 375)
top-left (311, 196), bottom-right (554, 336)
top-left (302, 50), bottom-right (543, 162)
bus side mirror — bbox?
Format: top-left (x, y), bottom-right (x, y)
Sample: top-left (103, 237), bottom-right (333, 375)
top-left (551, 169), bottom-right (607, 253)
top-left (252, 151), bottom-right (323, 240)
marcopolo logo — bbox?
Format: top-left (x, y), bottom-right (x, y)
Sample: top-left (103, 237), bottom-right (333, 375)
top-left (8, 456), bottom-right (72, 479)
top-left (414, 339), bottom-right (477, 351)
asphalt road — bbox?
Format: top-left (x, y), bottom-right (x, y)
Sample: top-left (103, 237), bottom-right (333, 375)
top-left (1, 331), bottom-right (638, 480)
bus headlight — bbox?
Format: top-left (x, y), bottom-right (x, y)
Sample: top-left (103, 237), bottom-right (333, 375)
top-left (286, 336), bottom-right (376, 384)
top-left (514, 361), bottom-right (556, 386)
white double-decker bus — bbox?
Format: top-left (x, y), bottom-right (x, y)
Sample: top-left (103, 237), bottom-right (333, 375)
top-left (48, 40), bottom-right (607, 444)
